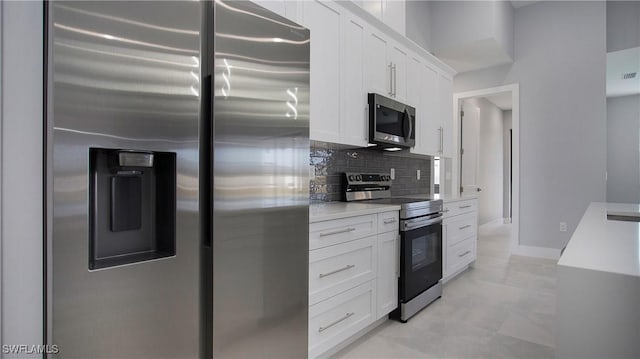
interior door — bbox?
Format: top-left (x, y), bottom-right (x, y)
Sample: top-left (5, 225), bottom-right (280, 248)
top-left (460, 100), bottom-right (481, 195)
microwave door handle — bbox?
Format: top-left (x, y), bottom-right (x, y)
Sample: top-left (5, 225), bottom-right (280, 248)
top-left (403, 109), bottom-right (413, 139)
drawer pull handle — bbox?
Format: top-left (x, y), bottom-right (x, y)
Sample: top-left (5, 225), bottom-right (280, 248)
top-left (458, 225), bottom-right (471, 230)
top-left (318, 312), bottom-right (355, 333)
top-left (441, 209), bottom-right (450, 213)
top-left (383, 218), bottom-right (397, 224)
top-left (319, 227), bottom-right (356, 237)
top-left (459, 205), bottom-right (472, 209)
top-left (458, 250), bottom-right (471, 258)
top-left (319, 264), bottom-right (355, 278)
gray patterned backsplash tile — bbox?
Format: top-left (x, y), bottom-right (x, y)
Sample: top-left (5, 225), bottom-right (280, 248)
top-left (310, 141), bottom-right (431, 202)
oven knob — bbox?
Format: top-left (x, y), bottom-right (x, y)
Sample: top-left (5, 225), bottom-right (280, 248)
top-left (355, 175), bottom-right (362, 181)
top-left (348, 175), bottom-right (355, 181)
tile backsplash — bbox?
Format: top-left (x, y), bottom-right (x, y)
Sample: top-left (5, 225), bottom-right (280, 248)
top-left (310, 141), bottom-right (431, 202)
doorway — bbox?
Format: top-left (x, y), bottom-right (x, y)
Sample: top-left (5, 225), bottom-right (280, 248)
top-left (453, 84), bottom-right (519, 252)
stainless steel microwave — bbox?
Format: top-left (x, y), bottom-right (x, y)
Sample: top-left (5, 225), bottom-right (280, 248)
top-left (368, 93), bottom-right (415, 149)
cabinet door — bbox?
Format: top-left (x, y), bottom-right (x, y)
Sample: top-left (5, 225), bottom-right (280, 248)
top-left (438, 73), bottom-right (454, 157)
top-left (388, 43), bottom-right (408, 102)
top-left (376, 231), bottom-right (398, 319)
top-left (251, 0), bottom-right (297, 21)
top-left (359, 0), bottom-right (384, 20)
top-left (302, 1), bottom-right (341, 143)
top-left (366, 29), bottom-right (392, 97)
top-left (407, 55), bottom-right (424, 154)
top-left (341, 13), bottom-right (368, 147)
top-left (383, 0), bottom-right (405, 35)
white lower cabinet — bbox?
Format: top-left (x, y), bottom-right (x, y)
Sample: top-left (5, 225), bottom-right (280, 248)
top-left (442, 198), bottom-right (478, 281)
top-left (309, 281), bottom-right (375, 359)
top-left (309, 210), bottom-right (399, 358)
top-left (309, 237), bottom-right (376, 305)
top-left (376, 230), bottom-right (398, 319)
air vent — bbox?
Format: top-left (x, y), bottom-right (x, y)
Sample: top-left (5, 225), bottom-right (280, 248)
top-left (622, 72), bottom-right (637, 80)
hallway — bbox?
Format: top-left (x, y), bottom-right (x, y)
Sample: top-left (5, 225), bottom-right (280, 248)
top-left (334, 222), bottom-right (557, 358)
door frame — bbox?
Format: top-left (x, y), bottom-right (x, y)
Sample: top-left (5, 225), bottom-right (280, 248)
top-left (452, 84), bottom-right (519, 253)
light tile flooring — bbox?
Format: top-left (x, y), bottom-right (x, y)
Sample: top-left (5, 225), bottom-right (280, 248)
top-left (333, 222), bottom-right (558, 359)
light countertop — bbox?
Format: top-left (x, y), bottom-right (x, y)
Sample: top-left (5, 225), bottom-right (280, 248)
top-left (309, 202), bottom-right (401, 223)
top-left (558, 202), bottom-right (640, 277)
top-left (404, 193), bottom-right (479, 202)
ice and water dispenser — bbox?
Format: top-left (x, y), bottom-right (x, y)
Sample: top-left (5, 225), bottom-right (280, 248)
top-left (89, 148), bottom-right (176, 270)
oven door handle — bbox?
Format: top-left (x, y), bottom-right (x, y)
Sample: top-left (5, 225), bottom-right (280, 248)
top-left (401, 215), bottom-right (442, 231)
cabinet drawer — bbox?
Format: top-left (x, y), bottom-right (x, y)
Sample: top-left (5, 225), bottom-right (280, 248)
top-left (443, 199), bottom-right (477, 218)
top-left (377, 211), bottom-right (399, 233)
top-left (446, 236), bottom-right (476, 274)
top-left (445, 213), bottom-right (477, 247)
top-left (309, 281), bottom-right (375, 359)
top-left (309, 237), bottom-right (376, 305)
top-left (310, 214), bottom-right (377, 250)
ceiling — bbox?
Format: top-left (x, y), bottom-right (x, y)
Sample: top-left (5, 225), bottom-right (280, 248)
top-left (484, 91), bottom-right (512, 110)
top-left (607, 47), bottom-right (640, 98)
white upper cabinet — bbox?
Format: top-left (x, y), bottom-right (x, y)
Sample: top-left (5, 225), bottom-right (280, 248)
top-left (357, 0), bottom-right (405, 36)
top-left (438, 73), bottom-right (454, 158)
top-left (388, 44), bottom-right (408, 103)
top-left (382, 0), bottom-right (405, 35)
top-left (365, 28), bottom-right (408, 102)
top-left (365, 30), bottom-right (391, 97)
top-left (340, 12), bottom-right (369, 147)
top-left (251, 0), bottom-right (298, 21)
top-left (301, 1), bottom-right (342, 143)
top-left (295, 0), bottom-right (455, 150)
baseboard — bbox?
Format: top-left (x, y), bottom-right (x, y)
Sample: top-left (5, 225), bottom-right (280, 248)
top-left (479, 218), bottom-right (504, 228)
top-left (511, 245), bottom-right (560, 260)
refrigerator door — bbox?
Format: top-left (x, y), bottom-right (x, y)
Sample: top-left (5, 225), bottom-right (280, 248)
top-left (48, 2), bottom-right (200, 357)
top-left (204, 1), bottom-right (310, 358)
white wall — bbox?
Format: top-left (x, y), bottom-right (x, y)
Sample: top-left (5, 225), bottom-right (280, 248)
top-left (430, 1), bottom-right (496, 52)
top-left (503, 110), bottom-right (512, 219)
top-left (607, 1), bottom-right (640, 53)
top-left (429, 0), bottom-right (514, 71)
top-left (465, 97), bottom-right (504, 225)
top-left (454, 1), bottom-right (607, 250)
top-left (405, 0), bottom-right (431, 52)
top-left (1, 1), bottom-right (44, 353)
top-left (606, 95), bottom-right (640, 203)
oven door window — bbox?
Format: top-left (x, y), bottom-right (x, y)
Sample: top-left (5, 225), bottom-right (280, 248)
top-left (400, 223), bottom-right (442, 302)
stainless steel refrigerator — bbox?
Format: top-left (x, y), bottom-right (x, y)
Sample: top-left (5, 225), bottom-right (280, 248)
top-left (47, 1), bottom-right (309, 358)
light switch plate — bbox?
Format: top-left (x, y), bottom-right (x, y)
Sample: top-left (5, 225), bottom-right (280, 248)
top-left (390, 168), bottom-right (395, 180)
top-left (309, 165), bottom-right (316, 181)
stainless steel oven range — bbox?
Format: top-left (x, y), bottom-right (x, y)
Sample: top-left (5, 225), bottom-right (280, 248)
top-left (344, 173), bottom-right (443, 322)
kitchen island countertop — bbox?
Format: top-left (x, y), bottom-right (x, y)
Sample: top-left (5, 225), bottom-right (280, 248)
top-left (558, 202), bottom-right (640, 277)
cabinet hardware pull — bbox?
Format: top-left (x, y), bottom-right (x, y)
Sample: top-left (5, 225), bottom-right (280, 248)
top-left (388, 63), bottom-right (393, 95)
top-left (441, 209), bottom-right (450, 213)
top-left (319, 227), bottom-right (356, 237)
top-left (459, 205), bottom-right (471, 209)
top-left (383, 219), bottom-right (397, 224)
top-left (392, 63), bottom-right (397, 96)
top-left (318, 264), bottom-right (355, 278)
top-left (318, 312), bottom-right (355, 333)
top-left (458, 225), bottom-right (471, 230)
top-left (458, 250), bottom-right (471, 258)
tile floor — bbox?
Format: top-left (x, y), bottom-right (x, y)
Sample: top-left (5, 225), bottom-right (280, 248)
top-left (333, 222), bottom-right (558, 359)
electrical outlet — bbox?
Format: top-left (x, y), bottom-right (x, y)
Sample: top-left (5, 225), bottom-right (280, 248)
top-left (390, 168), bottom-right (395, 180)
top-left (417, 170), bottom-right (421, 180)
top-left (559, 222), bottom-right (567, 232)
